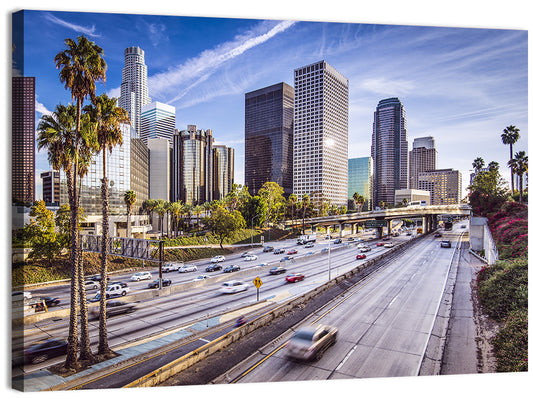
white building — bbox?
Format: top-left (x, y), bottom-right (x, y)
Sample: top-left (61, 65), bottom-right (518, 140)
top-left (293, 60), bottom-right (349, 206)
top-left (148, 137), bottom-right (171, 201)
top-left (119, 46), bottom-right (151, 136)
top-left (141, 101), bottom-right (176, 148)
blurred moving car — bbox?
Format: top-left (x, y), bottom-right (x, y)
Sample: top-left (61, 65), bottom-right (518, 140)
top-left (434, 232), bottom-right (442, 238)
top-left (441, 240), bottom-right (452, 248)
top-left (162, 262), bottom-right (182, 273)
top-left (24, 338), bottom-right (68, 364)
top-left (359, 246), bottom-right (371, 252)
top-left (193, 274), bottom-right (210, 281)
top-left (219, 280), bottom-right (250, 294)
top-left (384, 242), bottom-right (394, 248)
top-left (90, 300), bottom-right (136, 319)
top-left (274, 248), bottom-right (285, 254)
top-left (211, 255), bottom-right (226, 263)
top-left (333, 238), bottom-right (342, 244)
top-left (304, 242), bottom-right (314, 248)
top-left (269, 266), bottom-right (287, 275)
top-left (244, 254), bottom-right (258, 261)
top-left (285, 324), bottom-right (338, 361)
top-left (287, 249), bottom-right (298, 255)
top-left (89, 274), bottom-right (109, 282)
top-left (205, 264), bottom-right (222, 272)
top-left (41, 297), bottom-right (61, 307)
top-left (95, 283), bottom-right (130, 299)
top-left (148, 278), bottom-right (171, 288)
top-left (223, 264), bottom-right (241, 273)
top-left (178, 264), bottom-right (197, 273)
top-left (130, 271), bottom-right (152, 281)
top-left (241, 251), bottom-right (252, 257)
top-left (376, 242), bottom-right (384, 247)
top-left (263, 246), bottom-right (274, 252)
top-left (12, 291), bottom-right (32, 301)
top-left (285, 273), bottom-right (305, 283)
top-left (356, 254), bottom-right (366, 260)
top-left (85, 280), bottom-right (100, 290)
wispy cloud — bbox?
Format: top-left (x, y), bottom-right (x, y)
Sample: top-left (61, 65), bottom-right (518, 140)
top-left (44, 12), bottom-right (101, 37)
top-left (148, 20), bottom-right (297, 105)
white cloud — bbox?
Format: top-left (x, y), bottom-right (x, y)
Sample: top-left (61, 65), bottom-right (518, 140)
top-left (44, 12), bottom-right (101, 37)
top-left (359, 77), bottom-right (415, 97)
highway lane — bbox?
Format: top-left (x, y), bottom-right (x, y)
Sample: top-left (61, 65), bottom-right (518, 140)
top-left (223, 227), bottom-right (464, 383)
top-left (14, 230), bottom-right (419, 373)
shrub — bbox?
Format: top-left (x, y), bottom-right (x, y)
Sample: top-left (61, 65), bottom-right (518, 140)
top-left (492, 309), bottom-right (528, 372)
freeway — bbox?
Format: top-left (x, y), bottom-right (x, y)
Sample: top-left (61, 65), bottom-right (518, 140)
top-left (218, 226), bottom-right (464, 383)
top-left (14, 229), bottom-right (415, 376)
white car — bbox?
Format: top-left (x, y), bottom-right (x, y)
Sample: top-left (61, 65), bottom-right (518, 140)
top-left (304, 242), bottom-right (314, 248)
top-left (211, 255), bottom-right (226, 263)
top-left (244, 254), bottom-right (258, 261)
top-left (130, 271), bottom-right (152, 281)
top-left (193, 274), bottom-right (210, 281)
top-left (12, 291), bottom-right (32, 301)
top-left (97, 283), bottom-right (130, 298)
top-left (178, 264), bottom-right (198, 273)
top-left (85, 280), bottom-right (100, 290)
top-left (384, 242), bottom-right (394, 248)
top-left (357, 243), bottom-right (367, 249)
top-left (162, 262), bottom-right (183, 273)
top-left (219, 280), bottom-right (250, 294)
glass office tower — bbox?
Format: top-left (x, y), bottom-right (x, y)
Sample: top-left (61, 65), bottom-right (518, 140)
top-left (347, 157), bottom-right (373, 211)
top-left (409, 136), bottom-right (438, 189)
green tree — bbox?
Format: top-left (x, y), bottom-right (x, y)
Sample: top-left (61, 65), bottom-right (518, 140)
top-left (501, 125), bottom-right (520, 193)
top-left (154, 201), bottom-right (167, 236)
top-left (508, 151), bottom-right (528, 205)
top-left (353, 192), bottom-right (365, 213)
top-left (468, 167), bottom-right (509, 216)
top-left (204, 206), bottom-right (246, 249)
top-left (123, 190), bottom-right (137, 237)
top-left (23, 201), bottom-right (62, 267)
top-left (258, 182), bottom-right (285, 226)
top-left (241, 195), bottom-right (268, 228)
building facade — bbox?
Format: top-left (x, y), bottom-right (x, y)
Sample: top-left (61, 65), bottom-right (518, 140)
top-left (173, 125), bottom-right (214, 205)
top-left (394, 189), bottom-right (431, 205)
top-left (417, 168), bottom-right (462, 205)
top-left (409, 136), bottom-right (438, 189)
top-left (213, 145), bottom-right (234, 201)
top-left (130, 134), bottom-right (150, 213)
top-left (148, 137), bottom-right (171, 201)
top-left (293, 61), bottom-right (349, 206)
top-left (119, 46), bottom-right (151, 137)
top-left (140, 101), bottom-right (176, 148)
top-left (12, 76), bottom-right (35, 205)
top-left (244, 82), bottom-right (294, 196)
top-left (40, 170), bottom-right (60, 205)
top-left (347, 157), bottom-right (373, 211)
top-left (371, 97), bottom-right (409, 207)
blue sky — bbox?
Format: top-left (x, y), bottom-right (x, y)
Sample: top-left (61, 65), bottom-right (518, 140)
top-left (11, 3), bottom-right (528, 201)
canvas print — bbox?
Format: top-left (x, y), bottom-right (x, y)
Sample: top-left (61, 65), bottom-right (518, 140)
top-left (11, 7), bottom-right (528, 394)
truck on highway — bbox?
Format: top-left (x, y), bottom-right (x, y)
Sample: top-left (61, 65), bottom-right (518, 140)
top-left (444, 221), bottom-right (453, 231)
top-left (297, 234), bottom-right (316, 245)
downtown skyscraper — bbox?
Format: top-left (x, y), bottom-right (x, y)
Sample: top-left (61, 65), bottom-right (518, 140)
top-left (371, 97), bottom-right (408, 207)
top-left (119, 46), bottom-right (151, 136)
top-left (409, 136), bottom-right (438, 189)
top-left (293, 61), bottom-right (349, 206)
top-left (245, 82), bottom-right (294, 196)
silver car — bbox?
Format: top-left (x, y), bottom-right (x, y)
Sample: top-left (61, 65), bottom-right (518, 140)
top-left (285, 324), bottom-right (338, 361)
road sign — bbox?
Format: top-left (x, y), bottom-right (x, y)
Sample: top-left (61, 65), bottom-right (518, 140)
top-left (253, 277), bottom-right (263, 289)
top-left (365, 220), bottom-right (387, 228)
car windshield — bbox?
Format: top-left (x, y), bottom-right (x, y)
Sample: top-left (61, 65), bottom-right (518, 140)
top-left (292, 329), bottom-right (315, 342)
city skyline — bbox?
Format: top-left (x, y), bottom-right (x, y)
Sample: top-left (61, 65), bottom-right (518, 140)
top-left (11, 6), bottom-right (528, 203)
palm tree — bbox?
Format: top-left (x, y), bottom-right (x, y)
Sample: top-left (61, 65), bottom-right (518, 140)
top-left (301, 194), bottom-right (310, 235)
top-left (154, 201), bottom-right (167, 237)
top-left (54, 35), bottom-right (106, 370)
top-left (124, 190), bottom-right (137, 237)
top-left (508, 151), bottom-right (528, 204)
top-left (192, 205), bottom-right (204, 229)
top-left (84, 94), bottom-right (128, 357)
top-left (287, 193), bottom-right (297, 232)
top-left (353, 192), bottom-right (365, 213)
top-left (168, 201), bottom-right (183, 237)
top-left (472, 157), bottom-right (485, 173)
top-left (501, 125), bottom-right (520, 194)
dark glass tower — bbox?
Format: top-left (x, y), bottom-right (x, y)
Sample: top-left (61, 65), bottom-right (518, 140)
top-left (371, 97), bottom-right (408, 207)
top-left (245, 82), bottom-right (294, 196)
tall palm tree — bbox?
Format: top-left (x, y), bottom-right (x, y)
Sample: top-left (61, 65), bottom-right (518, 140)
top-left (84, 94), bottom-right (128, 357)
top-left (54, 35), bottom-right (106, 370)
top-left (508, 151), bottom-right (528, 204)
top-left (472, 157), bottom-right (485, 173)
top-left (168, 201), bottom-right (183, 238)
top-left (124, 190), bottom-right (137, 237)
top-left (501, 125), bottom-right (520, 194)
top-left (287, 193), bottom-right (297, 232)
top-left (301, 194), bottom-right (310, 235)
top-left (154, 201), bottom-right (167, 237)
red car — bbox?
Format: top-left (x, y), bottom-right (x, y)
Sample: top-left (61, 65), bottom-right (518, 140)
top-left (376, 242), bottom-right (384, 246)
top-left (356, 254), bottom-right (366, 260)
top-left (287, 249), bottom-right (298, 255)
top-left (285, 273), bottom-right (305, 283)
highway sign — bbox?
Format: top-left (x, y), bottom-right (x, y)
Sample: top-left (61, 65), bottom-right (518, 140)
top-left (253, 277), bottom-right (263, 289)
top-left (366, 220), bottom-right (387, 228)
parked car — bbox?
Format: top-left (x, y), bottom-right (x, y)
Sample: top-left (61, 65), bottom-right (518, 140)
top-left (244, 254), bottom-right (258, 261)
top-left (193, 275), bottom-right (210, 281)
top-left (269, 266), bottom-right (287, 275)
top-left (223, 264), bottom-right (241, 273)
top-left (24, 338), bottom-right (68, 364)
top-left (274, 248), bottom-right (285, 254)
top-left (178, 264), bottom-right (198, 273)
top-left (284, 324), bottom-right (338, 361)
top-left (211, 255), bottom-right (226, 263)
top-left (441, 240), bottom-right (452, 248)
top-left (205, 264), bottom-right (223, 272)
top-left (287, 249), bottom-right (298, 255)
top-left (130, 271), bottom-right (152, 281)
top-left (148, 278), bottom-right (171, 288)
top-left (359, 246), bottom-right (371, 252)
top-left (263, 246), bottom-right (274, 252)
top-left (84, 280), bottom-right (100, 290)
top-left (304, 242), bottom-right (314, 248)
top-left (90, 300), bottom-right (136, 319)
top-left (285, 273), bottom-right (305, 283)
top-left (356, 254), bottom-right (367, 260)
top-left (162, 262), bottom-right (182, 273)
top-left (333, 238), bottom-right (342, 244)
top-left (219, 280), bottom-right (250, 294)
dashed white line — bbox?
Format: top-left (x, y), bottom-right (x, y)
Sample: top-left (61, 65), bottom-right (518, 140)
top-left (335, 346), bottom-right (357, 371)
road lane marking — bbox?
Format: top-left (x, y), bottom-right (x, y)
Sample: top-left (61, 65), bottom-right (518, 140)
top-left (335, 346), bottom-right (357, 371)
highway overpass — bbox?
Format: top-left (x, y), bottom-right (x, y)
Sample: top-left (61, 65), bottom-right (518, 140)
top-left (283, 204), bottom-right (472, 238)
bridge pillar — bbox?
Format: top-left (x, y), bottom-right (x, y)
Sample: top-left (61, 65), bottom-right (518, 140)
top-left (376, 227), bottom-right (383, 238)
top-left (387, 220), bottom-right (392, 236)
top-left (326, 225), bottom-right (331, 236)
top-left (339, 223), bottom-right (344, 238)
top-left (422, 217), bottom-right (427, 233)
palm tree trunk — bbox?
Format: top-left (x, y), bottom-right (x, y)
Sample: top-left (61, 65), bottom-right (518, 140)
top-left (519, 174), bottom-right (523, 204)
top-left (510, 145), bottom-right (515, 194)
top-left (98, 152), bottom-right (112, 356)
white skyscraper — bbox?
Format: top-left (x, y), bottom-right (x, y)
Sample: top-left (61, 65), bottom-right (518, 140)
top-left (119, 46), bottom-right (151, 136)
top-left (293, 60), bottom-right (349, 206)
top-left (141, 101), bottom-right (176, 147)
